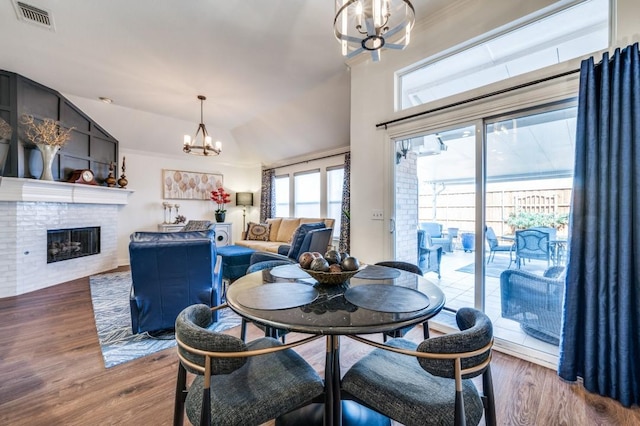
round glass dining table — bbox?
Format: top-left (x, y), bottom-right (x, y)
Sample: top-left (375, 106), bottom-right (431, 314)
top-left (225, 263), bottom-right (446, 426)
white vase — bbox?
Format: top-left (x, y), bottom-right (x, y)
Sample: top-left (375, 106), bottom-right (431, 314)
top-left (36, 143), bottom-right (60, 181)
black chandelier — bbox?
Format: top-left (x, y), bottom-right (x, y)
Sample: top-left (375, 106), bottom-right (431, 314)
top-left (183, 95), bottom-right (222, 156)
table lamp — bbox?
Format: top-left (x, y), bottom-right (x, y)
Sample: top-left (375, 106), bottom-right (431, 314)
top-left (236, 192), bottom-right (254, 231)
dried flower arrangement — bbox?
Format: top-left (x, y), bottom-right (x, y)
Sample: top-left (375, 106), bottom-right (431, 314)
top-left (0, 117), bottom-right (12, 140)
top-left (21, 114), bottom-right (74, 147)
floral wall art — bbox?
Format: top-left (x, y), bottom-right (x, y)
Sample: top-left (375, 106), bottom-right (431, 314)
top-left (162, 169), bottom-right (223, 200)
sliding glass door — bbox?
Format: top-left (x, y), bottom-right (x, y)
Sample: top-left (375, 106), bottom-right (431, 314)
top-left (484, 104), bottom-right (575, 357)
top-left (394, 101), bottom-right (575, 362)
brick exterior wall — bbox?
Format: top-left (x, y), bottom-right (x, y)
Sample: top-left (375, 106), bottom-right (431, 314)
top-left (395, 152), bottom-right (418, 264)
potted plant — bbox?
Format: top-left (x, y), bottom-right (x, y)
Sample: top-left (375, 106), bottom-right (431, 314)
top-left (210, 186), bottom-right (231, 222)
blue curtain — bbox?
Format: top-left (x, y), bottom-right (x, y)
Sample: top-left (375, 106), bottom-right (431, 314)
top-left (558, 43), bottom-right (640, 407)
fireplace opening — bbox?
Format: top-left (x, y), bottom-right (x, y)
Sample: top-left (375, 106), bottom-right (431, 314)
top-left (47, 226), bottom-right (100, 263)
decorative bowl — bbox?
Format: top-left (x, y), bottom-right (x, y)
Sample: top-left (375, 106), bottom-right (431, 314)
top-left (300, 267), bottom-right (363, 285)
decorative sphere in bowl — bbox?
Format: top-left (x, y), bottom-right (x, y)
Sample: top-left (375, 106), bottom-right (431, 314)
top-left (300, 266), bottom-right (363, 285)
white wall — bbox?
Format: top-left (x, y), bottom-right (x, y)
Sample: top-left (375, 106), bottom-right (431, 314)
top-left (64, 96), bottom-right (262, 265)
top-left (348, 0), bottom-right (640, 265)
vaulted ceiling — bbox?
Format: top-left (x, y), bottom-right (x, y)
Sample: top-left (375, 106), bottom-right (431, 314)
top-left (0, 0), bottom-right (446, 165)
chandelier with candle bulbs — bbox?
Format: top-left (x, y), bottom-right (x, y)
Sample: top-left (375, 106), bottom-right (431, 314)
top-left (183, 95), bottom-right (222, 156)
top-left (334, 0), bottom-right (415, 62)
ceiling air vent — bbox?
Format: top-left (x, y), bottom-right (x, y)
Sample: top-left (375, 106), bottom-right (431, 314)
top-left (12, 1), bottom-right (55, 31)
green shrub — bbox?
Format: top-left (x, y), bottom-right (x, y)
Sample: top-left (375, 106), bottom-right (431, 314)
top-left (506, 211), bottom-right (569, 230)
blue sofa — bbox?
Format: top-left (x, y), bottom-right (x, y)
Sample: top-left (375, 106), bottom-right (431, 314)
top-left (128, 230), bottom-right (223, 334)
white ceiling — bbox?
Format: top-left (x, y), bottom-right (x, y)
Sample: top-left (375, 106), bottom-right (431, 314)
top-left (0, 0), bottom-right (443, 164)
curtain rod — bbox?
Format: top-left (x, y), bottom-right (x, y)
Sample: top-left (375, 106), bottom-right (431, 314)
top-left (376, 68), bottom-right (581, 129)
top-left (264, 150), bottom-right (349, 172)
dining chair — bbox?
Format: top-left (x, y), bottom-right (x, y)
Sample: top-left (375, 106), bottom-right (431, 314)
top-left (239, 260), bottom-right (293, 342)
top-left (341, 307), bottom-right (496, 426)
top-left (514, 229), bottom-right (551, 268)
top-left (485, 226), bottom-right (515, 265)
top-left (173, 304), bottom-right (324, 426)
top-left (374, 261), bottom-right (431, 341)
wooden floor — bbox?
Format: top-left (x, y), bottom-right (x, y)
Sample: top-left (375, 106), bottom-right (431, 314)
top-left (1, 267), bottom-right (639, 426)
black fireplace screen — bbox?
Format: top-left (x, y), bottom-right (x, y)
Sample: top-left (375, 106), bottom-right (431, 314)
top-left (47, 226), bottom-right (100, 264)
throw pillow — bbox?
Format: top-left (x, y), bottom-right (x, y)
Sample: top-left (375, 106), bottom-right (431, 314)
top-left (181, 220), bottom-right (213, 231)
top-left (287, 222), bottom-right (326, 259)
top-left (246, 222), bottom-right (271, 241)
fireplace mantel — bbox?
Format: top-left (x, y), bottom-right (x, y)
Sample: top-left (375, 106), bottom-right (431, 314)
top-left (0, 177), bottom-right (134, 204)
top-left (0, 177), bottom-right (133, 298)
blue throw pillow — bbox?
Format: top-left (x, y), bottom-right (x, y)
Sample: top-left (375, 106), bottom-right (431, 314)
top-left (287, 222), bottom-right (326, 260)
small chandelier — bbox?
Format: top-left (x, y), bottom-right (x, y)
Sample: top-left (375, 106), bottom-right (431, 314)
top-left (183, 95), bottom-right (222, 156)
top-left (334, 0), bottom-right (415, 62)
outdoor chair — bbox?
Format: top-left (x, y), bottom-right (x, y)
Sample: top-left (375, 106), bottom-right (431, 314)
top-left (417, 229), bottom-right (442, 278)
top-left (514, 229), bottom-right (551, 268)
top-left (485, 226), bottom-right (515, 265)
top-left (173, 304), bottom-right (324, 426)
top-left (419, 222), bottom-right (453, 252)
top-left (341, 307), bottom-right (496, 426)
top-left (500, 266), bottom-right (565, 345)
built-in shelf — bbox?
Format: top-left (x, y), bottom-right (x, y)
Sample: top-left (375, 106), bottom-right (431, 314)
top-left (0, 177), bottom-right (134, 205)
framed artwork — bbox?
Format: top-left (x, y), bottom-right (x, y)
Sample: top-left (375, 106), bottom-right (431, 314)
top-left (162, 169), bottom-right (222, 200)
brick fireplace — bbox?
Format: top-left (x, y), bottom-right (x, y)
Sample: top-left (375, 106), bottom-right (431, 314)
top-left (0, 177), bottom-right (133, 297)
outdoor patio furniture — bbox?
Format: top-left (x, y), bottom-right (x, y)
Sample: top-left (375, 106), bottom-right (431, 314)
top-left (461, 232), bottom-right (475, 252)
top-left (485, 226), bottom-right (515, 264)
top-left (419, 222), bottom-right (453, 252)
top-left (514, 229), bottom-right (551, 268)
top-left (500, 266), bottom-right (565, 345)
top-left (417, 230), bottom-right (442, 278)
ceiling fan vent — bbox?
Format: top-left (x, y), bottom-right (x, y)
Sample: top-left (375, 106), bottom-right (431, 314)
top-left (12, 1), bottom-right (55, 31)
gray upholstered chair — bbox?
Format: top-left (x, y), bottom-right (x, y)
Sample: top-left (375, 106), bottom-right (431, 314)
top-left (500, 266), bottom-right (565, 345)
top-left (374, 261), bottom-right (431, 341)
top-left (239, 260), bottom-right (293, 342)
top-left (174, 304), bottom-right (324, 426)
top-left (341, 307), bottom-right (496, 426)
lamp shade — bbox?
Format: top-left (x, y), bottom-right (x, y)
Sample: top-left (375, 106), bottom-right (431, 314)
top-left (236, 192), bottom-right (253, 207)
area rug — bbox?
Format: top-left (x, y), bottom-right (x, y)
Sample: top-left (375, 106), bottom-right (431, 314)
top-left (89, 271), bottom-right (241, 368)
top-left (455, 256), bottom-right (547, 278)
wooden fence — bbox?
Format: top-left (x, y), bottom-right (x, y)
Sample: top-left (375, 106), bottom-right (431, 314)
top-left (418, 187), bottom-right (572, 237)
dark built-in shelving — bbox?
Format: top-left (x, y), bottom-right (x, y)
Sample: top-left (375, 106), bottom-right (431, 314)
top-left (0, 70), bottom-right (118, 184)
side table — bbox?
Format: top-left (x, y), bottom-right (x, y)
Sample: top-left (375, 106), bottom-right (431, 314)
top-left (157, 223), bottom-right (184, 232)
top-left (213, 222), bottom-right (232, 247)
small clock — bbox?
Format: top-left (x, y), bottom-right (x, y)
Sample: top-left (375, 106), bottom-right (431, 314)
top-left (68, 169), bottom-right (97, 185)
